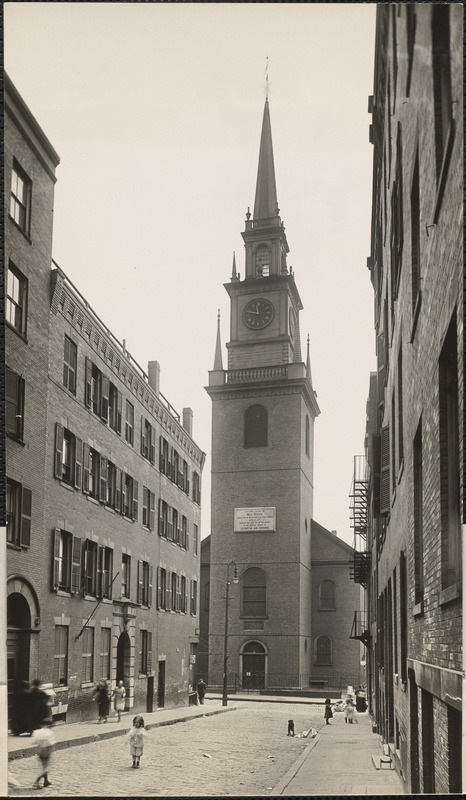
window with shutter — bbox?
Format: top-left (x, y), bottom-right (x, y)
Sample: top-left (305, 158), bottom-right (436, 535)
top-left (380, 425), bottom-right (391, 515)
top-left (149, 492), bottom-right (155, 531)
top-left (165, 571), bottom-right (172, 610)
top-left (55, 423), bottom-right (64, 479)
top-left (84, 358), bottom-right (92, 407)
top-left (147, 631), bottom-right (152, 674)
top-left (6, 367), bottom-right (24, 439)
top-left (75, 438), bottom-right (83, 489)
top-left (100, 456), bottom-right (108, 503)
top-left (132, 479), bottom-right (138, 521)
top-left (101, 375), bottom-right (110, 422)
top-left (82, 443), bottom-right (90, 494)
top-left (115, 467), bottom-right (122, 513)
top-left (52, 528), bottom-right (61, 589)
top-left (20, 487), bottom-right (32, 547)
top-left (71, 536), bottom-right (82, 594)
top-left (148, 565), bottom-right (153, 608)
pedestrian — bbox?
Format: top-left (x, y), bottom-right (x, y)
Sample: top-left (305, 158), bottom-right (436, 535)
top-left (32, 723), bottom-right (55, 789)
top-left (29, 680), bottom-right (49, 732)
top-left (324, 698), bottom-right (333, 725)
top-left (93, 681), bottom-right (110, 723)
top-left (128, 715), bottom-right (147, 769)
top-left (345, 696), bottom-right (355, 724)
top-left (356, 685), bottom-right (367, 713)
top-left (197, 678), bottom-right (206, 705)
top-left (112, 680), bottom-right (126, 722)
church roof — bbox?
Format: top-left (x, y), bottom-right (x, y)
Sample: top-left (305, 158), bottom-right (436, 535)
top-left (253, 99), bottom-right (279, 220)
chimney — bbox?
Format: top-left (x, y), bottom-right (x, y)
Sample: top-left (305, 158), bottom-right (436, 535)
top-left (182, 407), bottom-right (193, 437)
top-left (148, 361), bottom-right (160, 395)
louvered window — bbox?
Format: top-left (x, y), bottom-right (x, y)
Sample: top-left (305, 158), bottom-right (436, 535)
top-left (244, 405), bottom-right (268, 448)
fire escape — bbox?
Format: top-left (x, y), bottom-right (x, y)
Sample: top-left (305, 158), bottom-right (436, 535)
top-left (349, 455), bottom-right (370, 645)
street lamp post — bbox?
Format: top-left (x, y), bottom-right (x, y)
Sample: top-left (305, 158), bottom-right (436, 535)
top-left (222, 560), bottom-right (238, 707)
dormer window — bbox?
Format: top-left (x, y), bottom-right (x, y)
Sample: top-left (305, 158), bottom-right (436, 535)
top-left (255, 246), bottom-right (270, 277)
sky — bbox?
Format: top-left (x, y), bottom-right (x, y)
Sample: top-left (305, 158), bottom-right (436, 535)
top-left (5, 2), bottom-right (377, 547)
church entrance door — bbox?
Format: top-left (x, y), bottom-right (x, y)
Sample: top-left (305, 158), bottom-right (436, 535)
top-left (242, 642), bottom-right (266, 690)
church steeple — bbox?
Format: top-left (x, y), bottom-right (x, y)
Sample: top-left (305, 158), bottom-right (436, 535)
top-left (213, 309), bottom-right (223, 371)
top-left (253, 100), bottom-right (279, 222)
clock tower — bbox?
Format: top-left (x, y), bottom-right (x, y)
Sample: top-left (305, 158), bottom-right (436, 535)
top-left (206, 99), bottom-right (320, 692)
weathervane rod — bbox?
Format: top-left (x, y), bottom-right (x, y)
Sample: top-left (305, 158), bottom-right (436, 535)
top-left (265, 56), bottom-right (269, 101)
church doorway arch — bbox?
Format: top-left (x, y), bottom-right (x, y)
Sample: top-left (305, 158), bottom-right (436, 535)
top-left (241, 641), bottom-right (266, 690)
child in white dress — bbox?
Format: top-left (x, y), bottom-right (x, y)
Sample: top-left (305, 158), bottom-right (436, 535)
top-left (128, 715), bottom-right (147, 768)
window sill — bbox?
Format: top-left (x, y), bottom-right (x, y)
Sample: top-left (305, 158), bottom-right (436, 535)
top-left (412, 600), bottom-right (424, 617)
top-left (9, 215), bottom-right (32, 242)
top-left (87, 495), bottom-right (100, 505)
top-left (81, 682), bottom-right (94, 689)
top-left (53, 686), bottom-right (69, 693)
top-left (240, 616), bottom-right (268, 621)
top-left (5, 320), bottom-right (28, 342)
top-left (59, 480), bottom-right (75, 492)
top-left (6, 432), bottom-right (25, 446)
top-left (439, 582), bottom-right (461, 606)
top-left (56, 590), bottom-right (71, 598)
top-left (105, 505), bottom-right (116, 514)
top-left (84, 594), bottom-right (98, 601)
top-left (7, 542), bottom-right (22, 551)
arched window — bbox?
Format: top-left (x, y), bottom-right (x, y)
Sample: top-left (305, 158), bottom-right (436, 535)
top-left (244, 405), bottom-right (268, 448)
top-left (305, 415), bottom-right (310, 456)
top-left (242, 568), bottom-right (266, 618)
top-left (255, 246), bottom-right (270, 276)
top-left (319, 580), bottom-right (336, 610)
top-left (315, 635), bottom-right (332, 665)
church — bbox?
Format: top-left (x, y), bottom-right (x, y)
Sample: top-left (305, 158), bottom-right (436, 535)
top-left (200, 98), bottom-right (363, 695)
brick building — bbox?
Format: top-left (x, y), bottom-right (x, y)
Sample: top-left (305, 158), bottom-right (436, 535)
top-left (352, 5), bottom-right (462, 793)
top-left (5, 75), bottom-right (205, 725)
top-left (204, 98), bottom-right (362, 694)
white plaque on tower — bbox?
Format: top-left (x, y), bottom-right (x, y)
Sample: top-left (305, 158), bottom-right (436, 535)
top-left (234, 507), bottom-right (276, 533)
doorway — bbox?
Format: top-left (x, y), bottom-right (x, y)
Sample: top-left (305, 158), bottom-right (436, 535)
top-left (7, 593), bottom-right (31, 726)
top-left (116, 631), bottom-right (131, 707)
top-left (146, 676), bottom-right (154, 713)
top-left (242, 641), bottom-right (266, 690)
top-left (157, 661), bottom-right (165, 708)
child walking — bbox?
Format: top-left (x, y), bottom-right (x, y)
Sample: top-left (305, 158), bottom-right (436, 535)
top-left (128, 715), bottom-right (146, 768)
top-left (345, 696), bottom-right (355, 723)
top-left (32, 724), bottom-right (56, 789)
top-left (324, 698), bottom-right (333, 725)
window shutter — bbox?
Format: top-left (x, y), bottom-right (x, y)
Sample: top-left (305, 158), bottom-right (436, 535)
top-left (380, 425), bottom-right (391, 515)
top-left (116, 391), bottom-right (122, 435)
top-left (75, 437), bottom-right (83, 489)
top-left (185, 520), bottom-right (190, 551)
top-left (71, 536), bottom-right (82, 594)
top-left (150, 426), bottom-right (155, 464)
top-left (20, 487), bottom-right (32, 547)
top-left (148, 565), bottom-right (153, 607)
top-left (149, 492), bottom-right (155, 531)
top-left (55, 423), bottom-right (64, 479)
top-left (100, 456), bottom-right (108, 503)
top-left (157, 567), bottom-right (162, 609)
top-left (141, 417), bottom-right (146, 457)
top-left (137, 561), bottom-right (142, 604)
top-left (159, 436), bottom-right (164, 472)
top-left (84, 358), bottom-right (92, 407)
top-left (167, 507), bottom-right (173, 541)
top-left (377, 333), bottom-right (385, 406)
top-left (82, 443), bottom-right (90, 494)
top-left (147, 631), bottom-right (152, 675)
top-left (158, 498), bottom-right (163, 536)
top-left (132, 480), bottom-right (139, 521)
top-left (176, 574), bottom-right (181, 612)
top-left (52, 528), bottom-right (61, 589)
top-left (372, 434), bottom-right (382, 516)
top-left (97, 545), bottom-right (103, 598)
top-left (166, 571), bottom-right (172, 610)
top-left (101, 375), bottom-right (109, 422)
top-left (115, 468), bottom-right (122, 513)
top-left (122, 473), bottom-right (127, 515)
top-left (170, 448), bottom-right (176, 481)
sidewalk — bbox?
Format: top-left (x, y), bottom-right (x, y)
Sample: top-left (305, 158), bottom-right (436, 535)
top-left (271, 709), bottom-right (406, 796)
top-left (8, 699), bottom-right (235, 762)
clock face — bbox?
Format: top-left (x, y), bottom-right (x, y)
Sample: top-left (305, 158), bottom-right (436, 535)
top-left (243, 298), bottom-right (275, 330)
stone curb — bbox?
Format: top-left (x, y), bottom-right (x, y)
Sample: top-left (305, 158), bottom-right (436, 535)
top-left (8, 706), bottom-right (236, 762)
top-left (270, 728), bottom-right (322, 795)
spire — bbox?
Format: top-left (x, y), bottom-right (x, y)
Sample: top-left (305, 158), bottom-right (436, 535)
top-left (213, 310), bottom-right (223, 371)
top-left (306, 334), bottom-right (313, 386)
top-left (231, 251), bottom-right (239, 281)
top-left (253, 100), bottom-right (279, 221)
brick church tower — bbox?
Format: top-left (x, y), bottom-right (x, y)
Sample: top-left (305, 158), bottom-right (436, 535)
top-left (206, 99), bottom-right (320, 691)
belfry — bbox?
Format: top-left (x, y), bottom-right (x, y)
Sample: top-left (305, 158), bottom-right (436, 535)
top-left (205, 98), bottom-right (320, 690)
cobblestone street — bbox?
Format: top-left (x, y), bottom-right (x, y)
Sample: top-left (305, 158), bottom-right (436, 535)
top-left (9, 702), bottom-right (324, 796)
